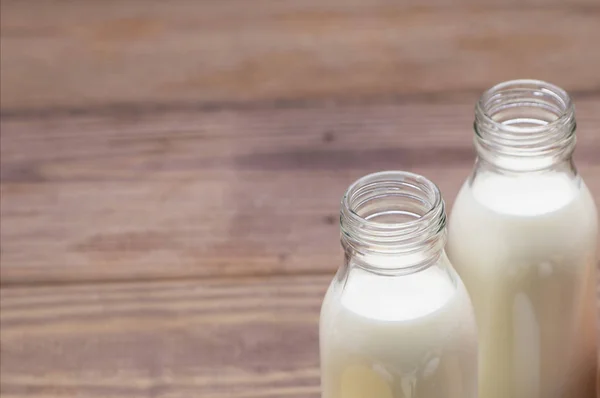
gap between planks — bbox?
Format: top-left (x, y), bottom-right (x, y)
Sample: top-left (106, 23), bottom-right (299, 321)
top-left (2, 88), bottom-right (600, 121)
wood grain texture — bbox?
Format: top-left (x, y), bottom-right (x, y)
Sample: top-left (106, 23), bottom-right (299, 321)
top-left (0, 276), bottom-right (326, 398)
top-left (2, 0), bottom-right (600, 111)
top-left (2, 274), bottom-right (600, 397)
top-left (2, 0), bottom-right (600, 395)
top-left (3, 97), bottom-right (599, 284)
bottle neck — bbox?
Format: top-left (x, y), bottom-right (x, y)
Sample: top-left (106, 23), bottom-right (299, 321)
top-left (340, 171), bottom-right (447, 273)
top-left (474, 154), bottom-right (577, 177)
top-left (474, 79), bottom-right (576, 172)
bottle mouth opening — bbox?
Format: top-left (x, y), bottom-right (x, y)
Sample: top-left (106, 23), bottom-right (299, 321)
top-left (340, 171), bottom-right (446, 253)
top-left (476, 79), bottom-right (574, 135)
top-left (474, 79), bottom-right (576, 167)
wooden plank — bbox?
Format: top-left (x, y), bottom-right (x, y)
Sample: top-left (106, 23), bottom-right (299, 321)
top-left (2, 273), bottom-right (600, 398)
top-left (2, 98), bottom-right (600, 284)
top-left (2, 0), bottom-right (600, 111)
top-left (0, 275), bottom-right (326, 398)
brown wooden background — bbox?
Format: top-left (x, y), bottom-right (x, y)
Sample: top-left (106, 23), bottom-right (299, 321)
top-left (1, 1), bottom-right (599, 397)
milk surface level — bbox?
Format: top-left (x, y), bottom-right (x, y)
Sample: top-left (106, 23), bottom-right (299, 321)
top-left (448, 170), bottom-right (598, 398)
top-left (320, 256), bottom-right (478, 398)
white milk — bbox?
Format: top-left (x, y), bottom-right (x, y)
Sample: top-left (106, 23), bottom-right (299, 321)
top-left (320, 256), bottom-right (478, 398)
top-left (447, 171), bottom-right (598, 398)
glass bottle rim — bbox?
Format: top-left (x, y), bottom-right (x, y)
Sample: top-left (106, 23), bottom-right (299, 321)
top-left (340, 171), bottom-right (446, 256)
top-left (476, 79), bottom-right (574, 136)
top-left (474, 79), bottom-right (577, 170)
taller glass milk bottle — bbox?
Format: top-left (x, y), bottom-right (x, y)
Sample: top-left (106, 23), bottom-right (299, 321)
top-left (447, 80), bottom-right (598, 398)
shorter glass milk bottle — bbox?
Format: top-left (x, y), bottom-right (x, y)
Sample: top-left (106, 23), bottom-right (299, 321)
top-left (320, 171), bottom-right (478, 398)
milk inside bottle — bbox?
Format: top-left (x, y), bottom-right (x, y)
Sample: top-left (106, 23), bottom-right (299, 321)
top-left (320, 171), bottom-right (478, 398)
top-left (447, 79), bottom-right (598, 398)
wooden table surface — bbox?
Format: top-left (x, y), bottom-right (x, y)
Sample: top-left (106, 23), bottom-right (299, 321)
top-left (1, 1), bottom-right (599, 397)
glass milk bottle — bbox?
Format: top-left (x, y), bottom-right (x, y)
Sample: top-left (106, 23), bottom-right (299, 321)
top-left (320, 171), bottom-right (478, 398)
top-left (447, 80), bottom-right (598, 398)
